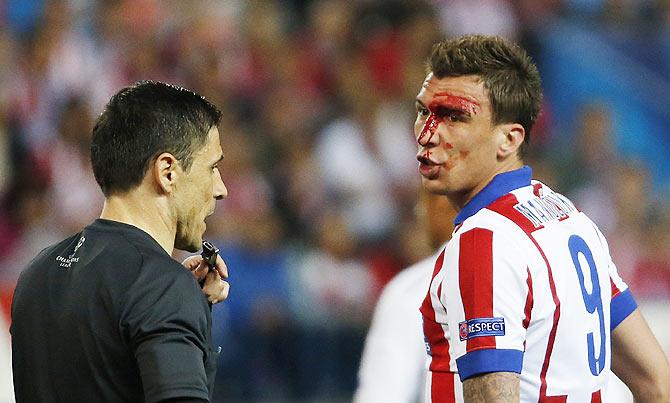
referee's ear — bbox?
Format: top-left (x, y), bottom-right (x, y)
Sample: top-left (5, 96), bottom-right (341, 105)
top-left (496, 123), bottom-right (525, 160)
top-left (153, 152), bottom-right (179, 194)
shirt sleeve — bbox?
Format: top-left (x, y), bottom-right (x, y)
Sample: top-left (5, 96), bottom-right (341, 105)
top-left (120, 262), bottom-right (213, 403)
top-left (592, 225), bottom-right (638, 330)
top-left (607, 254), bottom-right (637, 330)
top-left (452, 227), bottom-right (528, 381)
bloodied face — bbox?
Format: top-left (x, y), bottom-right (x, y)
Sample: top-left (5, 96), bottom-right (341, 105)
top-left (414, 73), bottom-right (521, 207)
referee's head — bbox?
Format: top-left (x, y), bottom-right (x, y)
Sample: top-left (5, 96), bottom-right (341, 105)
top-left (91, 81), bottom-right (226, 252)
top-left (91, 81), bottom-right (221, 197)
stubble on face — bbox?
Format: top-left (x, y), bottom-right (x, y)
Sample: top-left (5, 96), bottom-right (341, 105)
top-left (173, 127), bottom-right (222, 252)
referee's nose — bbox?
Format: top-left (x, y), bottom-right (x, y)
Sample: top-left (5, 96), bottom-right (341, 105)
top-left (214, 169), bottom-right (227, 200)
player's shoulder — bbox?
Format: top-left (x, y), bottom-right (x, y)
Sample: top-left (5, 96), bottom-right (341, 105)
top-left (469, 181), bottom-right (579, 233)
top-left (451, 187), bottom-right (539, 255)
top-left (456, 205), bottom-right (528, 241)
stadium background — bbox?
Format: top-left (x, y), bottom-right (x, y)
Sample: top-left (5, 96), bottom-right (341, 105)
top-left (1, 0), bottom-right (669, 402)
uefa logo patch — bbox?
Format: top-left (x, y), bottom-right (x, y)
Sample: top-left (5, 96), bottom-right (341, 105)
top-left (459, 317), bottom-right (506, 341)
top-left (459, 322), bottom-right (469, 340)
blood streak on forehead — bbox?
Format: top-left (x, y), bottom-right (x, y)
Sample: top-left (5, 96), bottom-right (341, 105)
top-left (417, 91), bottom-right (481, 148)
top-left (429, 92), bottom-right (481, 115)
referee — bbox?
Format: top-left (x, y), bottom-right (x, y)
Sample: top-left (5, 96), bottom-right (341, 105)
top-left (11, 81), bottom-right (230, 402)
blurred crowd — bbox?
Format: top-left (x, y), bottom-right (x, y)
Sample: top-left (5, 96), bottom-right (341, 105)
top-left (1, 0), bottom-right (669, 402)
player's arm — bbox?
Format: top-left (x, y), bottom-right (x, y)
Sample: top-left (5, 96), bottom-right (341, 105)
top-left (462, 372), bottom-right (519, 403)
top-left (611, 309), bottom-right (670, 403)
top-left (450, 227), bottom-right (527, 401)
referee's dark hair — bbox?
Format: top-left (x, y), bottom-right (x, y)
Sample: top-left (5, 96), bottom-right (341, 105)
top-left (428, 35), bottom-right (542, 157)
top-left (91, 81), bottom-right (221, 196)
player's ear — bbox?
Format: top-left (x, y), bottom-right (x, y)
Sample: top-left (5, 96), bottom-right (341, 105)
top-left (497, 123), bottom-right (525, 159)
top-left (153, 152), bottom-right (180, 194)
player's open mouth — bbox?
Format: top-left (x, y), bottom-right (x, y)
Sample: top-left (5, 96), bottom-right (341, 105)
top-left (417, 155), bottom-right (441, 179)
top-left (419, 163), bottom-right (440, 179)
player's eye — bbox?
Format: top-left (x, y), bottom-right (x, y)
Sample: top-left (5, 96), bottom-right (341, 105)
top-left (416, 103), bottom-right (429, 117)
top-left (444, 110), bottom-right (467, 122)
top-left (448, 112), bottom-right (462, 122)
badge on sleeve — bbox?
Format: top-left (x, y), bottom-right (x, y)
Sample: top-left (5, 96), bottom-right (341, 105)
top-left (459, 317), bottom-right (506, 341)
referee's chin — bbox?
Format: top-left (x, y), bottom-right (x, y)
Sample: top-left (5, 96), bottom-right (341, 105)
top-left (175, 233), bottom-right (202, 253)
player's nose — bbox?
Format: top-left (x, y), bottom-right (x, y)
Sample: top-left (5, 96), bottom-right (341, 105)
top-left (417, 119), bottom-right (440, 147)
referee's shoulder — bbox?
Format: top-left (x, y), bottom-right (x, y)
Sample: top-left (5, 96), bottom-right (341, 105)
top-left (19, 232), bottom-right (83, 276)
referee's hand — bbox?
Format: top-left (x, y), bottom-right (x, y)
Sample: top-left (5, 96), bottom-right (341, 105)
top-left (182, 255), bottom-right (230, 304)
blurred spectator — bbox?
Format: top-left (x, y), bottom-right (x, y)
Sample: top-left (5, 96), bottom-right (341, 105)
top-left (631, 208), bottom-right (670, 299)
top-left (558, 101), bottom-right (620, 233)
top-left (48, 96), bottom-right (103, 234)
top-left (314, 49), bottom-right (417, 243)
top-left (291, 209), bottom-right (374, 399)
top-left (433, 0), bottom-right (521, 40)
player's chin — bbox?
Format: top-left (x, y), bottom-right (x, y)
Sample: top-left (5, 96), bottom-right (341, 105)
top-left (421, 177), bottom-right (450, 195)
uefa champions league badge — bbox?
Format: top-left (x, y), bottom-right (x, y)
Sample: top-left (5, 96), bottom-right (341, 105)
top-left (459, 317), bottom-right (505, 341)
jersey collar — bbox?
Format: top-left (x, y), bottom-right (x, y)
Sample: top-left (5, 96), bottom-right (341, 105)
top-left (454, 166), bottom-right (532, 225)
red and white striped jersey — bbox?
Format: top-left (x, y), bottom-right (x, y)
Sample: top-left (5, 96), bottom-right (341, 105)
top-left (421, 166), bottom-right (637, 403)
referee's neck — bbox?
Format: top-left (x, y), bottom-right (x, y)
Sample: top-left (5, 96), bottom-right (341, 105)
top-left (100, 191), bottom-right (176, 255)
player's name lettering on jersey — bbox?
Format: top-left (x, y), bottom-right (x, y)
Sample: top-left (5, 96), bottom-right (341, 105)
top-left (513, 192), bottom-right (577, 228)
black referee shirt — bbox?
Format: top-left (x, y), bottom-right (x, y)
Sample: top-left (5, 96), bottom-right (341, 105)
top-left (11, 219), bottom-right (217, 402)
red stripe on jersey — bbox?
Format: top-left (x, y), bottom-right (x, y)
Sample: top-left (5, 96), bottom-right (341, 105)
top-left (459, 228), bottom-right (495, 352)
top-left (423, 317), bottom-right (452, 371)
top-left (489, 194), bottom-right (539, 233)
top-left (540, 395), bottom-right (567, 402)
top-left (487, 195), bottom-right (562, 401)
top-left (420, 249), bottom-right (452, 372)
top-left (610, 277), bottom-right (621, 299)
top-left (534, 238), bottom-right (561, 401)
top-left (523, 267), bottom-right (534, 330)
top-left (420, 249), bottom-right (446, 321)
top-left (430, 371), bottom-right (456, 403)
top-left (591, 389), bottom-right (602, 403)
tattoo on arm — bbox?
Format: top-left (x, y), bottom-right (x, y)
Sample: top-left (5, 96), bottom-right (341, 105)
top-left (462, 372), bottom-right (520, 403)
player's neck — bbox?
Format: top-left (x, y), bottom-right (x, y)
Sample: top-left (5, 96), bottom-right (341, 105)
top-left (100, 189), bottom-right (176, 255)
top-left (452, 159), bottom-right (525, 209)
